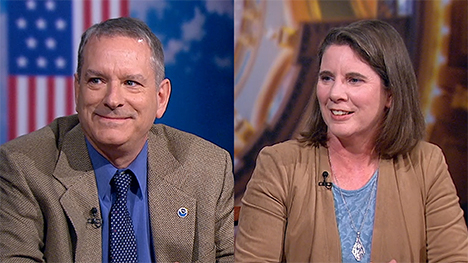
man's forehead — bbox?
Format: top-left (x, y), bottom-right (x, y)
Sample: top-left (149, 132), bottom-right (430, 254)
top-left (86, 35), bottom-right (149, 48)
top-left (81, 35), bottom-right (152, 60)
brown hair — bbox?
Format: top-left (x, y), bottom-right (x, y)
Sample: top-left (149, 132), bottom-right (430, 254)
top-left (299, 20), bottom-right (425, 159)
top-left (76, 17), bottom-right (165, 83)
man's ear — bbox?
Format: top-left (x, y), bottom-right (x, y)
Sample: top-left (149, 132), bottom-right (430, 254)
top-left (156, 78), bottom-right (171, 119)
top-left (74, 73), bottom-right (80, 112)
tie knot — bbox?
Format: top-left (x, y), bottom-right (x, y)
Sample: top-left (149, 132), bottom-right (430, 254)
top-left (112, 170), bottom-right (132, 197)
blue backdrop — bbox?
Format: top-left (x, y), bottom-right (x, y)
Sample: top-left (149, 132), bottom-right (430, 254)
top-left (0, 0), bottom-right (234, 157)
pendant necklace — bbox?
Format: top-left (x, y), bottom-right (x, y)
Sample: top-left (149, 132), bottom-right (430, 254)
top-left (333, 170), bottom-right (377, 262)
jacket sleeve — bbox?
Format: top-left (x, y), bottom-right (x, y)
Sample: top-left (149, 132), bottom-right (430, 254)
top-left (235, 146), bottom-right (289, 262)
top-left (0, 146), bottom-right (46, 262)
top-left (215, 150), bottom-right (235, 262)
top-left (424, 145), bottom-right (468, 262)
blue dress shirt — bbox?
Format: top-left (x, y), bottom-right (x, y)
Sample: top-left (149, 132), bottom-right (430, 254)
top-left (86, 140), bottom-right (155, 263)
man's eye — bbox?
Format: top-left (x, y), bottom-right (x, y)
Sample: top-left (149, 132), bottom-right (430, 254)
top-left (89, 78), bottom-right (102, 84)
top-left (320, 76), bottom-right (332, 82)
top-left (125, 80), bottom-right (137, 86)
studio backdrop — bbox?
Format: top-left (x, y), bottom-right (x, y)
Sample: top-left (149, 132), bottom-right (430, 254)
top-left (234, 0), bottom-right (467, 219)
top-left (0, 0), bottom-right (234, 156)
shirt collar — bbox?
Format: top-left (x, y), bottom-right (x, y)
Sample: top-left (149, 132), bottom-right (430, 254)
top-left (86, 139), bottom-right (148, 201)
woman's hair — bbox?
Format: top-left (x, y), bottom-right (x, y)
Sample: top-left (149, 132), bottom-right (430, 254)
top-left (298, 19), bottom-right (425, 159)
top-left (76, 17), bottom-right (165, 83)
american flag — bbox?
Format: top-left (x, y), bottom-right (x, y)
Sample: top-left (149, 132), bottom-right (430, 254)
top-left (6, 0), bottom-right (129, 141)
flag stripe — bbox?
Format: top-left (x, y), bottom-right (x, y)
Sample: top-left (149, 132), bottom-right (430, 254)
top-left (66, 77), bottom-right (74, 115)
top-left (17, 77), bottom-right (28, 138)
top-left (47, 77), bottom-right (55, 124)
top-left (28, 77), bottom-right (36, 133)
top-left (121, 0), bottom-right (129, 17)
top-left (8, 76), bottom-right (17, 141)
top-left (36, 77), bottom-right (47, 130)
top-left (84, 0), bottom-right (92, 31)
top-left (92, 0), bottom-right (101, 25)
top-left (73, 0), bottom-right (83, 74)
top-left (102, 0), bottom-right (110, 21)
top-left (111, 0), bottom-right (121, 18)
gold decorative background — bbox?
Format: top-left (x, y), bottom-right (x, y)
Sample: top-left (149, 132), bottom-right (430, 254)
top-left (234, 0), bottom-right (467, 221)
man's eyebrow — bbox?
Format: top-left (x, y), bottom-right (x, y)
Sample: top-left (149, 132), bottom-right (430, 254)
top-left (319, 70), bottom-right (333, 76)
top-left (83, 71), bottom-right (146, 82)
top-left (84, 69), bottom-right (105, 78)
top-left (124, 74), bottom-right (146, 82)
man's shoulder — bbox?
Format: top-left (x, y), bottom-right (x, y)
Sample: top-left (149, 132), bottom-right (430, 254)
top-left (1, 115), bottom-right (80, 153)
top-left (149, 124), bottom-right (230, 164)
top-left (0, 115), bottom-right (81, 176)
top-left (150, 124), bottom-right (225, 151)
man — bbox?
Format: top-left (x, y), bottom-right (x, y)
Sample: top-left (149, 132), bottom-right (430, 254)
top-left (0, 17), bottom-right (234, 262)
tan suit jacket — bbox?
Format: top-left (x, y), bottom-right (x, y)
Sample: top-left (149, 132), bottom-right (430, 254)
top-left (235, 140), bottom-right (468, 262)
top-left (0, 115), bottom-right (234, 262)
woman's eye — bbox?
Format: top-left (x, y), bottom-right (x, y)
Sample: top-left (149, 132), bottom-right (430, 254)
top-left (321, 76), bottom-right (332, 82)
top-left (349, 78), bottom-right (362, 84)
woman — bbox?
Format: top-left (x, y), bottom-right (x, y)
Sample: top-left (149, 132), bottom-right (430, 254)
top-left (235, 20), bottom-right (468, 262)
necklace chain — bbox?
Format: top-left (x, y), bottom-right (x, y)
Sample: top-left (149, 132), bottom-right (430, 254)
top-left (334, 173), bottom-right (377, 234)
top-left (331, 164), bottom-right (378, 262)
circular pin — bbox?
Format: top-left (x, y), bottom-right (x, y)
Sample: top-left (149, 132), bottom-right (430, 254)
top-left (178, 207), bottom-right (188, 218)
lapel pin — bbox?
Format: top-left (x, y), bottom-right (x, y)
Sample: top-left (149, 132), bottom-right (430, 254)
top-left (178, 207), bottom-right (188, 218)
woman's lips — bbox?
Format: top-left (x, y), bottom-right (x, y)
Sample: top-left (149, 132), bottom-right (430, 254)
top-left (331, 109), bottom-right (353, 116)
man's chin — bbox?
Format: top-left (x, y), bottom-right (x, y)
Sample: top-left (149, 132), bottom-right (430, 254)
top-left (88, 134), bottom-right (129, 149)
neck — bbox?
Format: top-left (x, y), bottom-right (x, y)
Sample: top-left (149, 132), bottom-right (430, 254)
top-left (89, 140), bottom-right (146, 169)
top-left (327, 136), bottom-right (379, 190)
top-left (327, 133), bottom-right (377, 156)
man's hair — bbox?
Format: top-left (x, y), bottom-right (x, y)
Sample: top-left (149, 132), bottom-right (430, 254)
top-left (76, 17), bottom-right (165, 83)
top-left (299, 19), bottom-right (425, 159)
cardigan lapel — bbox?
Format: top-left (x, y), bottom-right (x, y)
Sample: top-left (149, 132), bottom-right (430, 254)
top-left (370, 158), bottom-right (415, 262)
top-left (53, 125), bottom-right (102, 263)
top-left (317, 145), bottom-right (343, 262)
top-left (147, 127), bottom-right (196, 263)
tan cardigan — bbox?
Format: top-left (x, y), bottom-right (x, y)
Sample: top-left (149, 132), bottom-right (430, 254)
top-left (235, 140), bottom-right (468, 262)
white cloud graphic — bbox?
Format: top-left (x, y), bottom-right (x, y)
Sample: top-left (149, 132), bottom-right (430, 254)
top-left (182, 8), bottom-right (206, 42)
top-left (165, 7), bottom-right (206, 64)
top-left (165, 39), bottom-right (186, 64)
top-left (131, 0), bottom-right (168, 20)
top-left (205, 0), bottom-right (233, 18)
top-left (214, 56), bottom-right (231, 69)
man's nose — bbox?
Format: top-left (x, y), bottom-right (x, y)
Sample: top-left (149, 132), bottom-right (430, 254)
top-left (103, 81), bottom-right (124, 109)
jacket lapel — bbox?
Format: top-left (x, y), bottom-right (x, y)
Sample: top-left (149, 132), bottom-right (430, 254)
top-left (53, 125), bottom-right (102, 263)
top-left (147, 127), bottom-right (196, 262)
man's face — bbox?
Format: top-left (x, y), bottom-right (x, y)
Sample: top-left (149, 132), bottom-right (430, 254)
top-left (75, 35), bottom-right (170, 155)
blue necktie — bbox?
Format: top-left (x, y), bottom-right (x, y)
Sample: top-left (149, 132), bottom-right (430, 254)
top-left (109, 170), bottom-right (138, 263)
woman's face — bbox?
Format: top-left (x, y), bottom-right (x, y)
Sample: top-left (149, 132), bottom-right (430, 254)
top-left (317, 44), bottom-right (392, 143)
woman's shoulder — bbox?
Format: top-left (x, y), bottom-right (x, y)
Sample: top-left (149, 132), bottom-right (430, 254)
top-left (260, 139), bottom-right (309, 154)
top-left (392, 141), bottom-right (448, 181)
top-left (257, 139), bottom-right (320, 165)
top-left (405, 141), bottom-right (445, 162)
